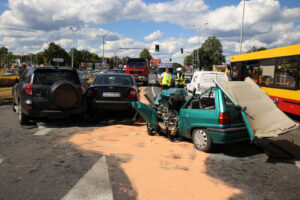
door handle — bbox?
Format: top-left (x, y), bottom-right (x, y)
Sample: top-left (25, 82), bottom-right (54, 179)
top-left (186, 114), bottom-right (189, 118)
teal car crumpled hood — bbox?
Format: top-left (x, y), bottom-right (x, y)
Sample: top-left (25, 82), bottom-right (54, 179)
top-left (132, 88), bottom-right (188, 126)
top-left (154, 88), bottom-right (188, 105)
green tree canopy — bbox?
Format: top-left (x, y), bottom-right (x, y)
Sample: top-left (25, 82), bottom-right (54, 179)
top-left (184, 54), bottom-right (193, 66)
top-left (0, 52), bottom-right (15, 65)
top-left (44, 42), bottom-right (70, 66)
top-left (139, 48), bottom-right (152, 60)
top-left (195, 36), bottom-right (225, 70)
top-left (247, 46), bottom-right (267, 53)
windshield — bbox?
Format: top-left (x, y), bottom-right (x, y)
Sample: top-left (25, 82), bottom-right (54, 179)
top-left (158, 68), bottom-right (173, 74)
top-left (93, 74), bottom-right (134, 86)
top-left (127, 61), bottom-right (146, 69)
top-left (33, 70), bottom-right (80, 84)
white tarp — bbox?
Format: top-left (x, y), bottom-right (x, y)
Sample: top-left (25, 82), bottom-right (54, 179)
top-left (218, 77), bottom-right (299, 138)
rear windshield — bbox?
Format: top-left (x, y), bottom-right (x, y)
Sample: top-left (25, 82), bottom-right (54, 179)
top-left (201, 73), bottom-right (227, 82)
top-left (33, 70), bottom-right (80, 85)
top-left (93, 74), bottom-right (134, 86)
top-left (127, 61), bottom-right (145, 69)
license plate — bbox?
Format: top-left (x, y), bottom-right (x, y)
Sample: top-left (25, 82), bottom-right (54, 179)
top-left (102, 92), bottom-right (121, 97)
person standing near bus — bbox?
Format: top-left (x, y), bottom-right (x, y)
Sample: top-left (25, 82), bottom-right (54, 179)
top-left (159, 67), bottom-right (172, 90)
top-left (175, 67), bottom-right (185, 88)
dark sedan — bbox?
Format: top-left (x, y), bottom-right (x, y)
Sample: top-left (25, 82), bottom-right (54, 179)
top-left (86, 73), bottom-right (139, 117)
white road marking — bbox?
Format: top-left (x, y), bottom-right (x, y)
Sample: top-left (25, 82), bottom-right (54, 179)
top-left (33, 128), bottom-right (52, 136)
top-left (62, 156), bottom-right (113, 200)
top-left (295, 161), bottom-right (300, 169)
top-left (151, 86), bottom-right (157, 98)
top-left (0, 154), bottom-right (4, 164)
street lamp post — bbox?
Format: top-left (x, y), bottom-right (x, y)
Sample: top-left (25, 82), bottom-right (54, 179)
top-left (239, 0), bottom-right (246, 54)
top-left (97, 34), bottom-right (107, 67)
top-left (192, 23), bottom-right (208, 69)
top-left (70, 27), bottom-right (75, 68)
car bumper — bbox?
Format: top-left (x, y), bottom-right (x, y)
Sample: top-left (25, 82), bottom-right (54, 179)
top-left (90, 100), bottom-right (136, 113)
top-left (207, 126), bottom-right (250, 144)
top-left (22, 106), bottom-right (85, 119)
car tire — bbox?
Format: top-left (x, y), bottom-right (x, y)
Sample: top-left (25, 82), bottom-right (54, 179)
top-left (18, 103), bottom-right (30, 125)
top-left (192, 128), bottom-right (213, 152)
top-left (146, 123), bottom-right (156, 136)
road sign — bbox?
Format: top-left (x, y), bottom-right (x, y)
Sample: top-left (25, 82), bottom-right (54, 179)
top-left (53, 58), bottom-right (64, 63)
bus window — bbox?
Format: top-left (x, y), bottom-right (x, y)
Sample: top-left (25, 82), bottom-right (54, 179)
top-left (259, 58), bottom-right (276, 87)
top-left (274, 56), bottom-right (299, 89)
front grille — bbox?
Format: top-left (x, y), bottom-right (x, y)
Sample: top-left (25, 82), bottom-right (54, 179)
top-left (129, 70), bottom-right (143, 75)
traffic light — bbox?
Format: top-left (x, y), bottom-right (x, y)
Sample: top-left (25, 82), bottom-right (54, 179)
top-left (106, 58), bottom-right (110, 66)
top-left (155, 44), bottom-right (159, 52)
top-left (169, 58), bottom-right (172, 62)
top-left (180, 48), bottom-right (183, 54)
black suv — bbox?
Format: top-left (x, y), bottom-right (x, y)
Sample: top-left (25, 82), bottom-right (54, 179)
top-left (12, 66), bottom-right (86, 125)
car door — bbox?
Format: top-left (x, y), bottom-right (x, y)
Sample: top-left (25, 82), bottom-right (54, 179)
top-left (131, 101), bottom-right (157, 126)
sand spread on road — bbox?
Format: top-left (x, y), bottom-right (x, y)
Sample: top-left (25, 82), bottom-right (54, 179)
top-left (68, 87), bottom-right (241, 200)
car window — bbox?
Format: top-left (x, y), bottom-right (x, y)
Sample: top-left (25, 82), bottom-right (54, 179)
top-left (188, 88), bottom-right (215, 110)
top-left (201, 73), bottom-right (227, 82)
top-left (93, 74), bottom-right (134, 86)
top-left (33, 70), bottom-right (80, 85)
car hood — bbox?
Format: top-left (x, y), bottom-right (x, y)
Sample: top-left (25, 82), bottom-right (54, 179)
top-left (154, 88), bottom-right (188, 105)
top-left (216, 77), bottom-right (299, 139)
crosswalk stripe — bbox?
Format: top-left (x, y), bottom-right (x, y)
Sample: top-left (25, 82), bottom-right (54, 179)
top-left (0, 154), bottom-right (4, 164)
top-left (62, 156), bottom-right (113, 200)
top-left (33, 128), bottom-right (52, 136)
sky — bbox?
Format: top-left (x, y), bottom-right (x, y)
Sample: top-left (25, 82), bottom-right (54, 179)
top-left (0, 0), bottom-right (299, 64)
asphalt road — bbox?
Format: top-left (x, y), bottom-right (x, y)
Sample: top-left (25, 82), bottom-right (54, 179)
top-left (0, 83), bottom-right (299, 200)
top-left (0, 105), bottom-right (136, 200)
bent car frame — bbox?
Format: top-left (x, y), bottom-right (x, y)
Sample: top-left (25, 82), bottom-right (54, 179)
top-left (132, 78), bottom-right (299, 152)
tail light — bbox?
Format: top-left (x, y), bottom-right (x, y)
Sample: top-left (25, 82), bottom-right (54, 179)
top-left (25, 83), bottom-right (33, 95)
top-left (219, 112), bottom-right (230, 125)
top-left (128, 88), bottom-right (138, 98)
top-left (87, 88), bottom-right (95, 97)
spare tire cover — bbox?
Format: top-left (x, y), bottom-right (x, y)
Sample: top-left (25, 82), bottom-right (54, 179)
top-left (50, 81), bottom-right (79, 109)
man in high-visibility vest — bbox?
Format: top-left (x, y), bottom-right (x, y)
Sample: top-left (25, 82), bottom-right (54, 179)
top-left (175, 67), bottom-right (185, 88)
top-left (159, 67), bottom-right (172, 90)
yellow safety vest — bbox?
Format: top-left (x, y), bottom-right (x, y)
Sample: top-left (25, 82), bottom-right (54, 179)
top-left (176, 73), bottom-right (185, 85)
top-left (161, 72), bottom-right (172, 86)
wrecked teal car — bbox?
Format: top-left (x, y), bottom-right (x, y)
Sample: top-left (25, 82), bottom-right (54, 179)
top-left (132, 78), bottom-right (299, 152)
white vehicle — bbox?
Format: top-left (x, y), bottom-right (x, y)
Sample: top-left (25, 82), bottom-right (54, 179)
top-left (186, 71), bottom-right (228, 94)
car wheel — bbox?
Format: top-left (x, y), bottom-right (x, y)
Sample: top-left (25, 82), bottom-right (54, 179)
top-left (192, 129), bottom-right (213, 152)
top-left (18, 103), bottom-right (30, 125)
top-left (146, 123), bottom-right (156, 136)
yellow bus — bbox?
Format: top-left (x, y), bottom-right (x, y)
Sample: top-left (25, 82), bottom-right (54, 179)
top-left (230, 44), bottom-right (300, 116)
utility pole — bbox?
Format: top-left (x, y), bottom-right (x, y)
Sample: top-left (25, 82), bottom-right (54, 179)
top-left (192, 23), bottom-right (208, 69)
top-left (239, 0), bottom-right (246, 54)
top-left (70, 27), bottom-right (75, 68)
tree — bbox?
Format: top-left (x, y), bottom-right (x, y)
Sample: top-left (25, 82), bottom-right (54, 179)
top-left (247, 46), bottom-right (267, 53)
top-left (173, 63), bottom-right (182, 70)
top-left (139, 48), bottom-right (152, 60)
top-left (197, 36), bottom-right (225, 70)
top-left (0, 52), bottom-right (15, 65)
top-left (0, 47), bottom-right (8, 57)
top-left (184, 54), bottom-right (193, 66)
top-left (32, 52), bottom-right (45, 65)
top-left (44, 42), bottom-right (70, 66)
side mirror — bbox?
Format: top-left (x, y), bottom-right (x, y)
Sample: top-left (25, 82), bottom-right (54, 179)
top-left (192, 88), bottom-right (196, 96)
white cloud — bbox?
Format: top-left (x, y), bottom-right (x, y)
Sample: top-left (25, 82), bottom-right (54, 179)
top-left (144, 30), bottom-right (163, 41)
top-left (0, 0), bottom-right (299, 64)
